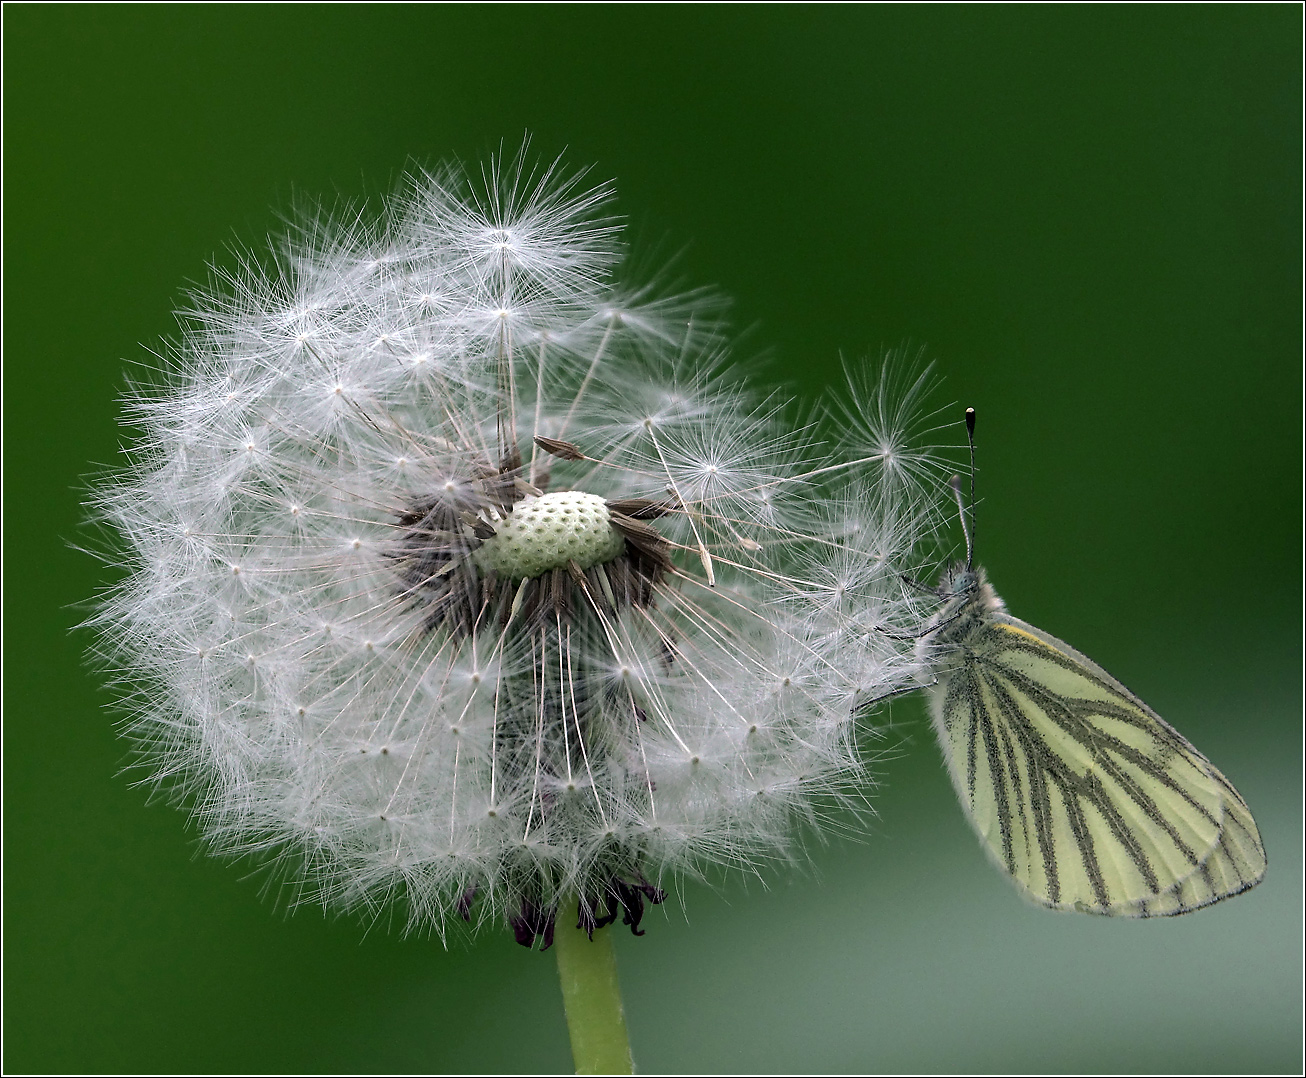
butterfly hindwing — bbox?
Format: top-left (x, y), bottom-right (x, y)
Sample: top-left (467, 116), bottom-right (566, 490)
top-left (928, 604), bottom-right (1266, 916)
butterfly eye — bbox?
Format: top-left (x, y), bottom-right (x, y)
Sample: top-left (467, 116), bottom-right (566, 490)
top-left (947, 567), bottom-right (977, 596)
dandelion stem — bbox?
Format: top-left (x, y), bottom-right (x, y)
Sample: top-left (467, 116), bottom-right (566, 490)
top-left (554, 909), bottom-right (634, 1075)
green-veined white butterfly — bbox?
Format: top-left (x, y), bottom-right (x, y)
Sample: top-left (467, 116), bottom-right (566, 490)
top-left (921, 410), bottom-right (1265, 916)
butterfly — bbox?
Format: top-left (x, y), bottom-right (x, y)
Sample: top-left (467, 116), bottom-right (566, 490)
top-left (920, 410), bottom-right (1266, 916)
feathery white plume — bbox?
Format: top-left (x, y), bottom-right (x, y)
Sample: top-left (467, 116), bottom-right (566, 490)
top-left (87, 149), bottom-right (955, 944)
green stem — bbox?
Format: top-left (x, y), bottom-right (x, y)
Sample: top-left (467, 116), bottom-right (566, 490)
top-left (554, 904), bottom-right (634, 1075)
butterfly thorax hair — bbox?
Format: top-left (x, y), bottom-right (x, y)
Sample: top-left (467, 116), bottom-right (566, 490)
top-left (921, 563), bottom-right (1006, 672)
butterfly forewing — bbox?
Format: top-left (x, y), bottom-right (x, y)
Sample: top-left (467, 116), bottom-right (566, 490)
top-left (928, 595), bottom-right (1266, 916)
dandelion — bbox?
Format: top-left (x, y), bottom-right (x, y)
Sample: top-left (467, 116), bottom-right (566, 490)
top-left (87, 149), bottom-right (954, 1071)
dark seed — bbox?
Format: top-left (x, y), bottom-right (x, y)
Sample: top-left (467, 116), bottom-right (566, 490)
top-left (533, 435), bottom-right (585, 461)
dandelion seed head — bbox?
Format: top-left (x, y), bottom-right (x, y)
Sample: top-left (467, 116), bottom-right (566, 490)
top-left (87, 148), bottom-right (955, 944)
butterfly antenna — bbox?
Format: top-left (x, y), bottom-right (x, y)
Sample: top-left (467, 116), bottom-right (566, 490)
top-left (949, 407), bottom-right (977, 570)
top-left (965, 406), bottom-right (977, 564)
top-left (949, 475), bottom-right (971, 569)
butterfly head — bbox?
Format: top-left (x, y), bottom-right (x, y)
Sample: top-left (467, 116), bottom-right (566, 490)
top-left (924, 562), bottom-right (1007, 651)
top-left (938, 562), bottom-right (981, 601)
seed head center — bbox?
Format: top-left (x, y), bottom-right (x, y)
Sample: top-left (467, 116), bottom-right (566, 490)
top-left (474, 491), bottom-right (624, 580)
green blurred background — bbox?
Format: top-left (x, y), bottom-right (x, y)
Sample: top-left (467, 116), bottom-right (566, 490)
top-left (5, 6), bottom-right (1301, 1074)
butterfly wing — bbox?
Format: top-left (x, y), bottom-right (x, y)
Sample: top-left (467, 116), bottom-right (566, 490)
top-left (927, 612), bottom-right (1266, 916)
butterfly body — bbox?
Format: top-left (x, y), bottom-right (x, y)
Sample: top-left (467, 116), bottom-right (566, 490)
top-left (923, 563), bottom-right (1266, 917)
